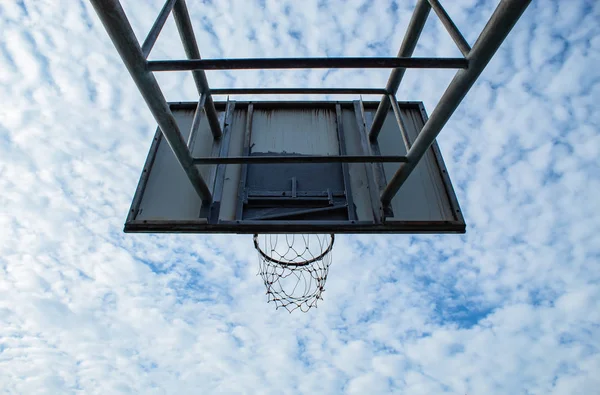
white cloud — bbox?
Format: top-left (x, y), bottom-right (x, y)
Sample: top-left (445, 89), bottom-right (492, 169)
top-left (0, 0), bottom-right (599, 394)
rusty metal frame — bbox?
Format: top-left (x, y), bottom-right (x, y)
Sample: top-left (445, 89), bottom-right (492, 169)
top-left (91, 0), bottom-right (530, 213)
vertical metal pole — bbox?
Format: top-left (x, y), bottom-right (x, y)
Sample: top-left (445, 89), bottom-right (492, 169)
top-left (171, 0), bottom-right (222, 140)
top-left (353, 101), bottom-right (383, 224)
top-left (369, 0), bottom-right (431, 142)
top-left (381, 0), bottom-right (532, 206)
top-left (335, 104), bottom-right (357, 221)
top-left (236, 104), bottom-right (254, 220)
top-left (90, 0), bottom-right (212, 203)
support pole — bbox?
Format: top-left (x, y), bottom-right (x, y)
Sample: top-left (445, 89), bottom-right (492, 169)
top-left (141, 0), bottom-right (178, 58)
top-left (172, 0), bottom-right (222, 140)
top-left (389, 94), bottom-right (412, 151)
top-left (381, 0), bottom-right (531, 206)
top-left (427, 0), bottom-right (471, 57)
top-left (187, 93), bottom-right (207, 149)
top-left (90, 0), bottom-right (212, 204)
top-left (369, 0), bottom-right (431, 142)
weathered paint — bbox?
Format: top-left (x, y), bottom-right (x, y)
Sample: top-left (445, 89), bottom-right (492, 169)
top-left (219, 108), bottom-right (246, 221)
top-left (341, 108), bottom-right (374, 223)
top-left (250, 108), bottom-right (339, 155)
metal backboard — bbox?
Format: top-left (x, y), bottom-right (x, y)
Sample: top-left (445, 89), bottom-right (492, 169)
top-left (125, 101), bottom-right (465, 234)
top-left (90, 0), bottom-right (531, 235)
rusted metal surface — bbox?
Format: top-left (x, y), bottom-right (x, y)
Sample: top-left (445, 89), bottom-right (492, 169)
top-left (251, 108), bottom-right (338, 155)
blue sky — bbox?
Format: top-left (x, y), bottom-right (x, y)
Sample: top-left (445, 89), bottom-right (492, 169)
top-left (0, 0), bottom-right (599, 393)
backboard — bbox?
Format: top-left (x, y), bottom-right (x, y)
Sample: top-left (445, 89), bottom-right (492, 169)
top-left (88, 0), bottom-right (531, 236)
top-left (125, 100), bottom-right (465, 234)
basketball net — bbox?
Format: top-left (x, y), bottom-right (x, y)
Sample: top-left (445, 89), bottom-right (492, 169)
top-left (253, 234), bottom-right (334, 313)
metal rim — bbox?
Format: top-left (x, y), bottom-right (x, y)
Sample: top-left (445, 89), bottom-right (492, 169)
top-left (253, 234), bottom-right (335, 267)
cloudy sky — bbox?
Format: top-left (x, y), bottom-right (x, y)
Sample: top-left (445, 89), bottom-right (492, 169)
top-left (1, 0), bottom-right (599, 393)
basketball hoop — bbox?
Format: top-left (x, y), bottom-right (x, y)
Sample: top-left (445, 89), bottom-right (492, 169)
top-left (253, 234), bottom-right (334, 313)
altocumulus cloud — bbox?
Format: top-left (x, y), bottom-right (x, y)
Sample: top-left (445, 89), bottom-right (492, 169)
top-left (0, 0), bottom-right (599, 394)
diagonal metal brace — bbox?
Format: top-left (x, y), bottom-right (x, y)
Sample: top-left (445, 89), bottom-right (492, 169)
top-left (381, 0), bottom-right (532, 207)
top-left (90, 0), bottom-right (213, 204)
top-left (172, 0), bottom-right (222, 140)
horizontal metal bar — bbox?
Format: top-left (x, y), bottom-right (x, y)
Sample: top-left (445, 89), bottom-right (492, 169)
top-left (124, 219), bottom-right (466, 234)
top-left (249, 205), bottom-right (347, 221)
top-left (147, 57), bottom-right (468, 71)
top-left (381, 0), bottom-right (532, 206)
top-left (209, 88), bottom-right (389, 95)
top-left (167, 100), bottom-right (425, 111)
top-left (192, 155), bottom-right (409, 165)
top-left (248, 190), bottom-right (345, 197)
top-left (247, 196), bottom-right (332, 202)
top-left (428, 0), bottom-right (471, 57)
top-left (141, 0), bottom-right (177, 58)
